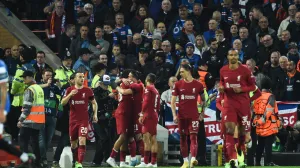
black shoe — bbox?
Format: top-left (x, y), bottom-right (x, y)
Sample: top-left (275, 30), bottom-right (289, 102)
top-left (266, 162), bottom-right (278, 166)
top-left (230, 160), bottom-right (237, 168)
top-left (89, 162), bottom-right (102, 167)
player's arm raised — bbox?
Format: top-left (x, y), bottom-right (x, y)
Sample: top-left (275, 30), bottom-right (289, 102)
top-left (90, 98), bottom-right (98, 123)
top-left (61, 89), bottom-right (77, 106)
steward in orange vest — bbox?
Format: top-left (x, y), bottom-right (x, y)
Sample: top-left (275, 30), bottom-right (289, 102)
top-left (196, 70), bottom-right (215, 90)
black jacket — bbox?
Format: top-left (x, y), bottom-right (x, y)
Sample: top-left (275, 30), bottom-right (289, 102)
top-left (58, 33), bottom-right (73, 59)
top-left (241, 38), bottom-right (257, 63)
top-left (56, 83), bottom-right (70, 133)
top-left (283, 71), bottom-right (300, 101)
top-left (154, 62), bottom-right (174, 94)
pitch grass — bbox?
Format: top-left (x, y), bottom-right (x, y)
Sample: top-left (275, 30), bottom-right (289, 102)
top-left (84, 167), bottom-right (300, 168)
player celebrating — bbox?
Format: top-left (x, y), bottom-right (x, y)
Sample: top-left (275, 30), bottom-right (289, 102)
top-left (171, 64), bottom-right (207, 168)
top-left (219, 49), bottom-right (256, 168)
top-left (135, 73), bottom-right (160, 167)
top-left (61, 72), bottom-right (98, 168)
top-left (115, 70), bottom-right (145, 166)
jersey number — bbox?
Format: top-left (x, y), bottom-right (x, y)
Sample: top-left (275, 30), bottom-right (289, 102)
top-left (80, 127), bottom-right (88, 134)
top-left (192, 121), bottom-right (199, 128)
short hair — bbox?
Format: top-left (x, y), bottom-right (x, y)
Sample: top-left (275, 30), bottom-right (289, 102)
top-left (69, 73), bottom-right (76, 80)
top-left (146, 73), bottom-right (156, 83)
top-left (115, 12), bottom-right (124, 18)
top-left (247, 58), bottom-right (256, 66)
top-left (215, 29), bottom-right (224, 35)
top-left (288, 60), bottom-right (296, 66)
top-left (227, 48), bottom-right (238, 54)
top-left (42, 68), bottom-right (53, 75)
top-left (80, 25), bottom-right (89, 29)
top-left (232, 8), bottom-right (240, 14)
top-left (66, 24), bottom-right (75, 31)
top-left (120, 69), bottom-right (133, 78)
top-left (92, 63), bottom-right (107, 74)
top-left (130, 70), bottom-right (141, 80)
top-left (251, 5), bottom-right (263, 13)
top-left (181, 63), bottom-right (192, 72)
top-left (209, 38), bottom-right (217, 44)
top-left (239, 26), bottom-right (248, 31)
top-left (113, 44), bottom-right (120, 48)
top-left (260, 76), bottom-right (272, 90)
top-left (37, 51), bottom-right (45, 57)
top-left (193, 3), bottom-right (202, 8)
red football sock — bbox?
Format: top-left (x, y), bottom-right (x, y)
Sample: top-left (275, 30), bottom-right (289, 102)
top-left (78, 145), bottom-right (86, 163)
top-left (234, 138), bottom-right (238, 144)
top-left (180, 135), bottom-right (188, 158)
top-left (110, 148), bottom-right (118, 158)
top-left (120, 151), bottom-right (126, 162)
top-left (71, 148), bottom-right (78, 162)
top-left (225, 133), bottom-right (237, 159)
top-left (151, 152), bottom-right (157, 165)
top-left (190, 134), bottom-right (198, 157)
top-left (144, 151), bottom-right (151, 164)
top-left (238, 135), bottom-right (246, 152)
top-left (137, 139), bottom-right (144, 157)
top-left (223, 137), bottom-right (230, 162)
top-left (128, 140), bottom-right (136, 157)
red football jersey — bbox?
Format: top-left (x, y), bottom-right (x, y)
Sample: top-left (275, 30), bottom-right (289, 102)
top-left (142, 85), bottom-right (160, 119)
top-left (130, 82), bottom-right (144, 116)
top-left (220, 64), bottom-right (256, 109)
top-left (64, 86), bottom-right (94, 123)
top-left (116, 82), bottom-right (133, 114)
top-left (172, 79), bottom-right (204, 119)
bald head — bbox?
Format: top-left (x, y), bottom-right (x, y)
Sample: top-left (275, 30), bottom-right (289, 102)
top-left (11, 45), bottom-right (19, 57)
top-left (279, 56), bottom-right (288, 70)
top-left (168, 76), bottom-right (178, 88)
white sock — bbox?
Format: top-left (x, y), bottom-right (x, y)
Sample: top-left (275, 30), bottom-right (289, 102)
top-left (120, 161), bottom-right (125, 164)
top-left (141, 157), bottom-right (144, 162)
top-left (191, 157), bottom-right (196, 160)
top-left (131, 156), bottom-right (136, 161)
top-left (183, 157), bottom-right (189, 162)
top-left (20, 153), bottom-right (29, 162)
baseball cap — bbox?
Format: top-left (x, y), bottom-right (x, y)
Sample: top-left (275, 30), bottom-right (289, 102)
top-left (77, 11), bottom-right (88, 18)
top-left (155, 50), bottom-right (165, 58)
top-left (289, 42), bottom-right (298, 50)
top-left (79, 48), bottom-right (93, 56)
top-left (20, 71), bottom-right (34, 78)
top-left (102, 74), bottom-right (111, 85)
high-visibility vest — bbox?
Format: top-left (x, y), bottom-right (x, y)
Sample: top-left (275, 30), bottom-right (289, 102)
top-left (198, 71), bottom-right (207, 89)
top-left (253, 92), bottom-right (280, 137)
top-left (54, 67), bottom-right (74, 86)
top-left (23, 84), bottom-right (45, 124)
top-left (197, 89), bottom-right (210, 113)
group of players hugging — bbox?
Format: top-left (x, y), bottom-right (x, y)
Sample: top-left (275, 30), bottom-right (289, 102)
top-left (63, 48), bottom-right (280, 168)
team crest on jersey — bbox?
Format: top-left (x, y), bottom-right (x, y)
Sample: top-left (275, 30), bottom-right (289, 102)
top-left (192, 88), bottom-right (195, 93)
top-left (82, 93), bottom-right (85, 98)
top-left (237, 75), bottom-right (241, 81)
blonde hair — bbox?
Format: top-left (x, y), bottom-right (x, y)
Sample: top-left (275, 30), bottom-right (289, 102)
top-left (195, 35), bottom-right (208, 48)
top-left (144, 18), bottom-right (155, 34)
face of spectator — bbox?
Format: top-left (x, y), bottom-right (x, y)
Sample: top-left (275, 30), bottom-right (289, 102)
top-left (208, 20), bottom-right (217, 30)
top-left (4, 49), bottom-right (11, 57)
top-left (288, 5), bottom-right (297, 17)
top-left (193, 5), bottom-right (202, 16)
top-left (279, 57), bottom-right (288, 70)
top-left (18, 45), bottom-right (25, 52)
top-left (249, 11), bottom-right (253, 21)
top-left (287, 61), bottom-right (296, 72)
top-left (103, 25), bottom-right (112, 34)
top-left (168, 77), bottom-right (178, 88)
top-left (95, 28), bottom-right (103, 39)
top-left (212, 12), bottom-right (221, 22)
top-left (246, 60), bottom-right (255, 72)
top-left (11, 46), bottom-right (19, 57)
top-left (155, 55), bottom-right (163, 64)
top-left (162, 1), bottom-right (171, 12)
top-left (184, 21), bottom-right (194, 32)
top-left (186, 46), bottom-right (194, 55)
top-left (63, 59), bottom-right (72, 68)
top-left (196, 37), bottom-right (204, 47)
top-left (152, 40), bottom-right (161, 49)
top-left (233, 40), bottom-right (242, 51)
top-left (210, 41), bottom-right (218, 51)
top-left (36, 53), bottom-right (45, 64)
top-left (42, 71), bottom-right (53, 83)
top-left (239, 28), bottom-right (248, 40)
top-left (215, 33), bottom-right (224, 42)
top-left (68, 26), bottom-right (76, 37)
top-left (112, 46), bottom-right (121, 56)
top-left (281, 31), bottom-right (290, 42)
top-left (139, 7), bottom-right (147, 18)
top-left (55, 2), bottom-right (64, 16)
top-left (259, 18), bottom-right (268, 29)
top-left (263, 36), bottom-right (273, 47)
top-left (144, 19), bottom-right (149, 29)
top-left (82, 54), bottom-right (90, 62)
top-left (157, 23), bottom-right (166, 33)
top-left (80, 26), bottom-right (89, 38)
top-left (296, 12), bottom-right (300, 24)
top-left (227, 50), bottom-right (239, 64)
top-left (133, 34), bottom-right (142, 45)
top-left (115, 15), bottom-right (124, 25)
top-left (252, 9), bottom-right (261, 19)
top-left (112, 0), bottom-right (121, 10)
top-left (232, 12), bottom-right (240, 21)
top-left (270, 53), bottom-right (279, 65)
top-left (230, 25), bottom-right (238, 34)
top-left (84, 6), bottom-right (93, 15)
top-left (179, 8), bottom-right (188, 19)
top-left (289, 47), bottom-right (298, 55)
top-left (24, 76), bottom-right (34, 84)
top-left (161, 42), bottom-right (171, 53)
top-left (99, 55), bottom-right (108, 65)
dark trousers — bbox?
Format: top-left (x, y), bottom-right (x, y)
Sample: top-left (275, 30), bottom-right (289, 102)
top-left (93, 119), bottom-right (113, 164)
top-left (5, 106), bottom-right (21, 141)
top-left (53, 132), bottom-right (70, 162)
top-left (256, 134), bottom-right (275, 165)
top-left (19, 127), bottom-right (41, 164)
top-left (197, 120), bottom-right (207, 164)
top-left (247, 126), bottom-right (257, 166)
top-left (0, 138), bottom-right (22, 157)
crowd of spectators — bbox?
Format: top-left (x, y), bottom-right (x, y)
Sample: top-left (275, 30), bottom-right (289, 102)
top-left (1, 0), bottom-right (300, 167)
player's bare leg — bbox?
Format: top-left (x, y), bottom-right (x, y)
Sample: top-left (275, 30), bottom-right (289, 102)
top-left (236, 125), bottom-right (247, 168)
top-left (149, 135), bottom-right (158, 167)
top-left (73, 136), bottom-right (86, 168)
top-left (179, 133), bottom-right (189, 168)
top-left (136, 133), bottom-right (151, 167)
top-left (71, 140), bottom-right (79, 166)
top-left (107, 134), bottom-right (128, 167)
top-left (190, 133), bottom-right (198, 168)
top-left (225, 122), bottom-right (238, 168)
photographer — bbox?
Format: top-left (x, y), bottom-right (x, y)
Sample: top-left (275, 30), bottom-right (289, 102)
top-left (38, 68), bottom-right (61, 167)
top-left (91, 74), bottom-right (118, 166)
top-left (284, 121), bottom-right (300, 152)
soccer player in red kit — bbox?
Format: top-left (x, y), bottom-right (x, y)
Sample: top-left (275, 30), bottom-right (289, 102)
top-left (107, 69), bottom-right (134, 167)
top-left (136, 73), bottom-right (160, 167)
top-left (219, 49), bottom-right (256, 168)
top-left (115, 70), bottom-right (145, 166)
top-left (171, 64), bottom-right (207, 168)
top-left (61, 72), bottom-right (98, 168)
